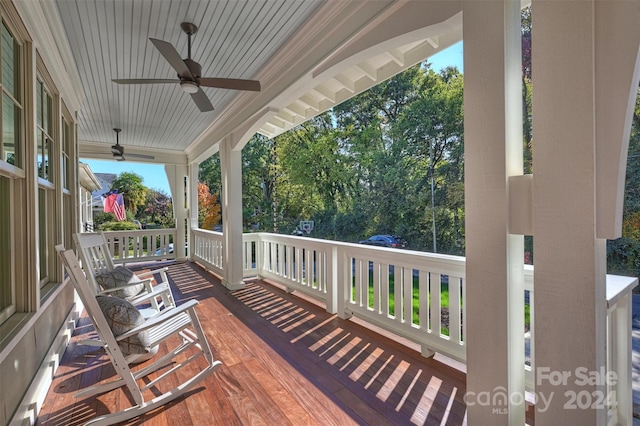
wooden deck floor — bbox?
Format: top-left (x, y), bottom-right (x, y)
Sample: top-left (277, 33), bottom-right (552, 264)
top-left (36, 261), bottom-right (469, 425)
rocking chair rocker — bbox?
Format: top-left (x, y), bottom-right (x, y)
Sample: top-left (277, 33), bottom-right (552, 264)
top-left (56, 245), bottom-right (222, 425)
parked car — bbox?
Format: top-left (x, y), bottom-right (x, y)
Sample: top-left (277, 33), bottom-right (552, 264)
top-left (155, 243), bottom-right (188, 256)
top-left (358, 235), bottom-right (407, 248)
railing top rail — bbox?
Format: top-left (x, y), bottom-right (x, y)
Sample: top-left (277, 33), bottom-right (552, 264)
top-left (104, 229), bottom-right (176, 236)
top-left (606, 274), bottom-right (638, 309)
top-left (193, 228), bottom-right (222, 235)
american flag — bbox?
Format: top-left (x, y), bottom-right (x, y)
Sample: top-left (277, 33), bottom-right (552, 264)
top-left (104, 193), bottom-right (126, 221)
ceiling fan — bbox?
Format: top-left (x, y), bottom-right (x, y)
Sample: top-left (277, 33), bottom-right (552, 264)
top-left (112, 22), bottom-right (261, 112)
top-left (111, 128), bottom-right (155, 161)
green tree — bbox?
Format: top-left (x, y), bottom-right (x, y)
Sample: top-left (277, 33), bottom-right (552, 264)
top-left (242, 134), bottom-right (275, 230)
top-left (608, 85), bottom-right (640, 277)
top-left (199, 155), bottom-right (221, 196)
top-left (394, 66), bottom-right (464, 253)
top-left (111, 172), bottom-right (147, 214)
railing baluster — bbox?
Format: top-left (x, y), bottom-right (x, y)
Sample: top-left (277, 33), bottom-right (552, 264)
top-left (372, 260), bottom-right (380, 314)
top-left (430, 272), bottom-right (442, 336)
top-left (403, 267), bottom-right (412, 325)
top-left (449, 275), bottom-right (461, 344)
top-left (381, 262), bottom-right (389, 317)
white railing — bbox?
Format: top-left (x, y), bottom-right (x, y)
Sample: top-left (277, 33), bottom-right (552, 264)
top-left (257, 233), bottom-right (334, 305)
top-left (192, 229), bottom-right (224, 274)
top-left (192, 231), bottom-right (472, 362)
top-left (187, 230), bottom-right (636, 416)
top-left (340, 241), bottom-right (467, 361)
top-left (103, 229), bottom-right (177, 263)
top-left (605, 274), bottom-right (637, 426)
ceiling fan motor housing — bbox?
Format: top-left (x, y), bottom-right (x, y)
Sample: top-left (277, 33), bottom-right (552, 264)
top-left (183, 59), bottom-right (202, 80)
top-left (111, 144), bottom-right (124, 155)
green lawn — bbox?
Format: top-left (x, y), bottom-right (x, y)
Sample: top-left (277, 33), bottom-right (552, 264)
top-left (352, 265), bottom-right (532, 337)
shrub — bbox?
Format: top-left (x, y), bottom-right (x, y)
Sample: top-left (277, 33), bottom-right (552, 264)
top-left (99, 221), bottom-right (141, 231)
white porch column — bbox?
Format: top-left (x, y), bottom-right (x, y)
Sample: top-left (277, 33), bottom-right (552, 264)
top-left (165, 164), bottom-right (188, 261)
top-left (463, 1), bottom-right (524, 424)
top-left (533, 1), bottom-right (603, 424)
top-left (220, 137), bottom-right (245, 290)
top-left (187, 162), bottom-right (199, 258)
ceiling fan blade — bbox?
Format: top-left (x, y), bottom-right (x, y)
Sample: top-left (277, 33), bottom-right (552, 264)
top-left (190, 89), bottom-right (214, 112)
top-left (113, 79), bottom-right (179, 84)
top-left (199, 78), bottom-right (261, 92)
top-left (149, 38), bottom-right (193, 79)
top-left (126, 153), bottom-right (156, 160)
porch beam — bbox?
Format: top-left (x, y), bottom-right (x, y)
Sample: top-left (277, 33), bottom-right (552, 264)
top-left (463, 1), bottom-right (525, 424)
top-left (594, 2), bottom-right (640, 239)
top-left (532, 1), bottom-right (606, 423)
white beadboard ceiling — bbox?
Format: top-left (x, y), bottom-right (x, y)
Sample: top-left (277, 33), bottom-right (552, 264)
top-left (54, 0), bottom-right (463, 164)
top-left (56, 0), bottom-right (322, 156)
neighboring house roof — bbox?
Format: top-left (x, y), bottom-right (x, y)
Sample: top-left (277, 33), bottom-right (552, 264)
top-left (91, 173), bottom-right (117, 207)
top-left (78, 162), bottom-right (101, 191)
top-left (94, 173), bottom-right (117, 185)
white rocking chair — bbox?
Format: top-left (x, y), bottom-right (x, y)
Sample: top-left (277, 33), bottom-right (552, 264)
top-left (56, 245), bottom-right (222, 425)
top-left (74, 232), bottom-right (176, 318)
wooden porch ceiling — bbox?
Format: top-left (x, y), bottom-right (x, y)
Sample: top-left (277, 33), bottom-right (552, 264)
top-left (36, 261), bottom-right (468, 425)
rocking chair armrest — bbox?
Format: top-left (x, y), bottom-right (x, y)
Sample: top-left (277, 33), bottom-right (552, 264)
top-left (98, 278), bottom-right (154, 295)
top-left (136, 267), bottom-right (169, 278)
top-left (127, 282), bottom-right (172, 306)
top-left (116, 300), bottom-right (200, 340)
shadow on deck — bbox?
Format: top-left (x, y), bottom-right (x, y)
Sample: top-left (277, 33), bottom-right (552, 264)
top-left (37, 261), bottom-right (468, 425)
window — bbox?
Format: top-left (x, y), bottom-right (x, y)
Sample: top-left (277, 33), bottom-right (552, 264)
top-left (36, 75), bottom-right (55, 289)
top-left (1, 22), bottom-right (20, 167)
top-left (0, 16), bottom-right (21, 324)
top-left (61, 110), bottom-right (73, 249)
top-left (62, 117), bottom-right (70, 189)
top-left (36, 78), bottom-right (52, 182)
top-left (0, 5), bottom-right (77, 324)
top-left (0, 176), bottom-right (14, 322)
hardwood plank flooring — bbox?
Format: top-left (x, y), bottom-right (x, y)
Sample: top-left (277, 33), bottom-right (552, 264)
top-left (36, 261), bottom-right (470, 425)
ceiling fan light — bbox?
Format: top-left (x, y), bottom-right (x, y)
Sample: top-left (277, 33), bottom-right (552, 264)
top-left (180, 81), bottom-right (199, 94)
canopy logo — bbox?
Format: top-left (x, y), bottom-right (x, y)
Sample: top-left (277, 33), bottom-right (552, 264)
top-left (464, 367), bottom-right (618, 414)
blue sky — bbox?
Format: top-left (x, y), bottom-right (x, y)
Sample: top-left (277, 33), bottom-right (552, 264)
top-left (82, 159), bottom-right (172, 194)
top-left (428, 41), bottom-right (463, 72)
top-left (82, 41), bottom-right (463, 196)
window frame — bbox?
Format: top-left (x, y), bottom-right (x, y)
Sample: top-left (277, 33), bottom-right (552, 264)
top-left (0, 7), bottom-right (25, 325)
top-left (35, 58), bottom-right (60, 293)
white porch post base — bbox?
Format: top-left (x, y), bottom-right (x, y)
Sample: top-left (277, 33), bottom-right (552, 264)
top-left (421, 346), bottom-right (435, 358)
top-left (222, 279), bottom-right (246, 291)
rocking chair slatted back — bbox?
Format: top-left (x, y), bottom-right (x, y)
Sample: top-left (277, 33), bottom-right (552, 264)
top-left (74, 232), bottom-right (176, 316)
top-left (76, 232), bottom-right (116, 283)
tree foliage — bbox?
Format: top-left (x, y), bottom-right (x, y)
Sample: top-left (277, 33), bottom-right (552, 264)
top-left (197, 63), bottom-right (466, 253)
top-left (198, 182), bottom-right (221, 230)
top-left (111, 172), bottom-right (147, 214)
top-left (609, 84), bottom-right (640, 277)
top-left (143, 188), bottom-right (174, 228)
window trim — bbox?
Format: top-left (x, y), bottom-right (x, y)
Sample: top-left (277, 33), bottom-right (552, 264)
top-left (0, 7), bottom-right (24, 323)
top-left (35, 57), bottom-right (60, 293)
